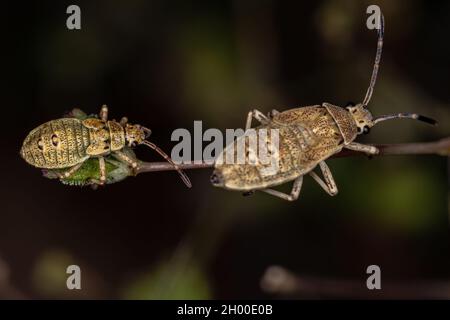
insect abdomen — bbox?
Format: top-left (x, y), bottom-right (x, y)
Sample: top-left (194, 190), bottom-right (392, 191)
top-left (215, 124), bottom-right (318, 190)
top-left (21, 118), bottom-right (90, 169)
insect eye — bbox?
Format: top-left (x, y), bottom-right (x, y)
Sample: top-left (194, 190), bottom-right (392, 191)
top-left (363, 126), bottom-right (370, 134)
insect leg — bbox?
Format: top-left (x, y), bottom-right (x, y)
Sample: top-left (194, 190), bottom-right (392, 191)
top-left (98, 157), bottom-right (106, 184)
top-left (66, 108), bottom-right (88, 120)
top-left (88, 157), bottom-right (107, 186)
top-left (260, 176), bottom-right (303, 201)
top-left (120, 117), bottom-right (128, 126)
top-left (309, 161), bottom-right (338, 196)
top-left (269, 109), bottom-right (280, 118)
top-left (112, 150), bottom-right (139, 174)
top-left (56, 161), bottom-right (85, 180)
top-left (344, 142), bottom-right (379, 155)
top-left (245, 109), bottom-right (270, 130)
top-left (99, 104), bottom-right (108, 121)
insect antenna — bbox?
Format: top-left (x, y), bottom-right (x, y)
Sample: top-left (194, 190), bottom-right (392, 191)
top-left (362, 13), bottom-right (384, 107)
top-left (365, 15), bottom-right (438, 128)
top-left (142, 140), bottom-right (192, 188)
top-left (373, 113), bottom-right (438, 125)
top-left (142, 127), bottom-right (152, 138)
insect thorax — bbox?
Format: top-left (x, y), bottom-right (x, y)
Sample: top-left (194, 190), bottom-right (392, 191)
top-left (323, 103), bottom-right (357, 144)
top-left (84, 119), bottom-right (126, 156)
top-left (108, 121), bottom-right (126, 151)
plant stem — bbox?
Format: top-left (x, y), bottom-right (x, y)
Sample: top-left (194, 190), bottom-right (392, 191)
top-left (137, 137), bottom-right (450, 174)
top-left (260, 265), bottom-right (450, 299)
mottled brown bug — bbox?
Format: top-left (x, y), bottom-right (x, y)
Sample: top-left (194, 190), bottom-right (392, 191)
top-left (211, 15), bottom-right (437, 201)
top-left (20, 106), bottom-right (191, 187)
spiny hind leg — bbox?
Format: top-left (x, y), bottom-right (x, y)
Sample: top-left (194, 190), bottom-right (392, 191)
top-left (98, 157), bottom-right (106, 184)
top-left (344, 142), bottom-right (379, 155)
top-left (260, 176), bottom-right (303, 201)
top-left (99, 104), bottom-right (108, 121)
top-left (309, 161), bottom-right (338, 196)
top-left (112, 150), bottom-right (139, 174)
top-left (245, 109), bottom-right (270, 130)
top-left (56, 161), bottom-right (85, 180)
top-left (88, 157), bottom-right (107, 186)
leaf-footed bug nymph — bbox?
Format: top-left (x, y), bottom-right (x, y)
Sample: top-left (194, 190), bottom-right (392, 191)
top-left (210, 13), bottom-right (437, 201)
top-left (20, 106), bottom-right (192, 188)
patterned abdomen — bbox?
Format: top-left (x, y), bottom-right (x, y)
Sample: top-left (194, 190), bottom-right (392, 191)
top-left (214, 123), bottom-right (320, 190)
top-left (20, 118), bottom-right (91, 169)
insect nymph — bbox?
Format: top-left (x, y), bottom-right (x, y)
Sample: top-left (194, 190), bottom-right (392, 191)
top-left (20, 105), bottom-right (191, 187)
top-left (211, 15), bottom-right (436, 201)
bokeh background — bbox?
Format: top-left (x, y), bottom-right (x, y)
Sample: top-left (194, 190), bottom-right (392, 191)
top-left (3, 0), bottom-right (450, 299)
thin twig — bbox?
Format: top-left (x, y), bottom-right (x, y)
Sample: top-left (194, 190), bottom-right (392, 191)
top-left (334, 137), bottom-right (450, 158)
top-left (137, 137), bottom-right (450, 173)
top-left (260, 265), bottom-right (450, 299)
top-left (138, 161), bottom-right (213, 173)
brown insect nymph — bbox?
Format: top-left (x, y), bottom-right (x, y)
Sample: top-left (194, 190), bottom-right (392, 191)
top-left (211, 14), bottom-right (437, 201)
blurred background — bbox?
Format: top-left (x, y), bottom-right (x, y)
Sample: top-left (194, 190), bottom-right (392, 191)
top-left (3, 0), bottom-right (450, 299)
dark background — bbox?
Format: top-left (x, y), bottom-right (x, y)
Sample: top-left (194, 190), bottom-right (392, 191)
top-left (2, 0), bottom-right (449, 299)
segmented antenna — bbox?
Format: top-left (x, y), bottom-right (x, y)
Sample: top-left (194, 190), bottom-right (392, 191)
top-left (362, 13), bottom-right (384, 107)
top-left (373, 113), bottom-right (438, 125)
top-left (142, 140), bottom-right (192, 188)
top-left (367, 15), bottom-right (438, 127)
